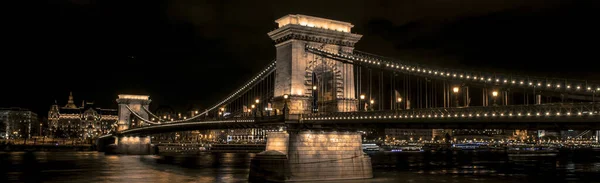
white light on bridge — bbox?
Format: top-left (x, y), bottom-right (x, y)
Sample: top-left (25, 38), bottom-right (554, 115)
top-left (453, 87), bottom-right (459, 93)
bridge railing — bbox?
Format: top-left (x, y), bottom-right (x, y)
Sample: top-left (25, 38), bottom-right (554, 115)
top-left (302, 102), bottom-right (599, 120)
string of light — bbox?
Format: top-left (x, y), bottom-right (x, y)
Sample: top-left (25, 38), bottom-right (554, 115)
top-left (303, 103), bottom-right (600, 121)
top-left (134, 60), bottom-right (277, 124)
top-left (306, 46), bottom-right (600, 95)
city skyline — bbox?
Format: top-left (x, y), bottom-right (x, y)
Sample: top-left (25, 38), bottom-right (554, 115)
top-left (4, 0), bottom-right (600, 116)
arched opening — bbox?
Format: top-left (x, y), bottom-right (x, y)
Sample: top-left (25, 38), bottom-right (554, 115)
top-left (311, 62), bottom-right (340, 113)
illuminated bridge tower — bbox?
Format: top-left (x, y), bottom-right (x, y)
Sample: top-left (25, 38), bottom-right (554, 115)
top-left (269, 14), bottom-right (362, 114)
top-left (250, 15), bottom-right (372, 182)
top-left (116, 94), bottom-right (151, 132)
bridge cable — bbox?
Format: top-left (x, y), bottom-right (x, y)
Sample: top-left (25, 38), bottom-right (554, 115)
top-left (130, 60), bottom-right (276, 124)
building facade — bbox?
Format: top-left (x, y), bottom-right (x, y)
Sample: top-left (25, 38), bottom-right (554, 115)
top-left (384, 129), bottom-right (433, 141)
top-left (0, 107), bottom-right (38, 139)
top-left (48, 92), bottom-right (118, 139)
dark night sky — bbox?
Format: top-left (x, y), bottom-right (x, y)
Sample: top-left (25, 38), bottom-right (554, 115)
top-left (3, 0), bottom-right (600, 117)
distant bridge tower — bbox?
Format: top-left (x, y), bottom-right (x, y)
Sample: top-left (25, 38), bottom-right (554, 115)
top-left (269, 14), bottom-right (362, 114)
top-left (116, 94), bottom-right (151, 132)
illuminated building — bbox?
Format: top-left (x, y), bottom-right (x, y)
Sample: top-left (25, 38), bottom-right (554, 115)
top-left (48, 92), bottom-right (117, 139)
top-left (384, 129), bottom-right (433, 141)
top-left (0, 107), bottom-right (38, 139)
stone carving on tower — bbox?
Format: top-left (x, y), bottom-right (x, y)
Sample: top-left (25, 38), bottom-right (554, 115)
top-left (268, 14), bottom-right (362, 115)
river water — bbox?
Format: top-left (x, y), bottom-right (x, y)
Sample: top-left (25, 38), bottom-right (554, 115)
top-left (1, 150), bottom-right (600, 182)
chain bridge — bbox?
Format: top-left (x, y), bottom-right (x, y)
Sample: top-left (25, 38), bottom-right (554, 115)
top-left (97, 14), bottom-right (599, 182)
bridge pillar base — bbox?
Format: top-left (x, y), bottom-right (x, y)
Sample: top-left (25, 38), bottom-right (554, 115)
top-left (249, 131), bottom-right (372, 182)
top-left (114, 136), bottom-right (153, 155)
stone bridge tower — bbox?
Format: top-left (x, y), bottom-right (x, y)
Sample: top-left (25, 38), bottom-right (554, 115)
top-left (116, 94), bottom-right (151, 132)
top-left (269, 14), bottom-right (362, 114)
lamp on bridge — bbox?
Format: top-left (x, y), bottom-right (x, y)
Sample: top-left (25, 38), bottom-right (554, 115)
top-left (396, 97), bottom-right (403, 110)
top-left (281, 94), bottom-right (290, 118)
top-left (452, 86), bottom-right (460, 107)
top-left (370, 99), bottom-right (375, 111)
top-left (359, 94), bottom-right (365, 111)
top-left (492, 91), bottom-right (498, 106)
top-left (255, 99), bottom-right (261, 117)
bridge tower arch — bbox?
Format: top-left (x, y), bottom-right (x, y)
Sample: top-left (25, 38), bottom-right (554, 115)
top-left (115, 94), bottom-right (151, 132)
top-left (269, 14), bottom-right (362, 114)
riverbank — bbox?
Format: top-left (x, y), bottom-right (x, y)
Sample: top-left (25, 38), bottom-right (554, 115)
top-left (0, 144), bottom-right (95, 152)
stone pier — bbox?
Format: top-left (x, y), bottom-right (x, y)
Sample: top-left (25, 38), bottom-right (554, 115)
top-left (115, 136), bottom-right (152, 155)
top-left (249, 131), bottom-right (372, 182)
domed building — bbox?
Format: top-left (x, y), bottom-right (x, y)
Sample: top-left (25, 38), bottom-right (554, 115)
top-left (48, 92), bottom-right (118, 139)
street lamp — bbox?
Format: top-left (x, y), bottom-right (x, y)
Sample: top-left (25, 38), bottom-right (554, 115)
top-left (255, 99), bottom-right (260, 104)
top-left (396, 97), bottom-right (402, 110)
top-left (370, 99), bottom-right (375, 111)
top-left (312, 86), bottom-right (318, 113)
top-left (452, 86), bottom-right (460, 107)
top-left (492, 91), bottom-right (498, 106)
top-left (359, 94), bottom-right (365, 111)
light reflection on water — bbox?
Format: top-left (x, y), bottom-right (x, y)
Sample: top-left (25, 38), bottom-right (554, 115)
top-left (1, 150), bottom-right (600, 182)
